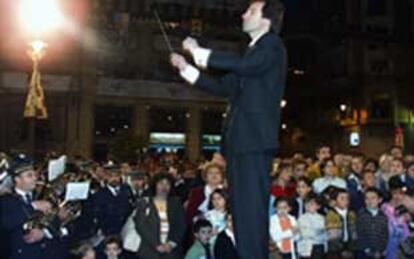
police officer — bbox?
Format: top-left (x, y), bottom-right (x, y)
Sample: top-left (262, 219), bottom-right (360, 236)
top-left (92, 165), bottom-right (130, 239)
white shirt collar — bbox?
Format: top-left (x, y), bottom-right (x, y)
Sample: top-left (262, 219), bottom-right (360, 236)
top-left (107, 185), bottom-right (120, 196)
top-left (225, 228), bottom-right (236, 246)
top-left (15, 188), bottom-right (29, 197)
top-left (335, 207), bottom-right (348, 217)
top-left (205, 184), bottom-right (223, 195)
top-left (367, 208), bottom-right (379, 217)
top-left (205, 185), bottom-right (213, 194)
top-left (249, 30), bottom-right (268, 47)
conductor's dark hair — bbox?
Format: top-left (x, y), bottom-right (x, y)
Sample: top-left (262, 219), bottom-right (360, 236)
top-left (251, 0), bottom-right (285, 32)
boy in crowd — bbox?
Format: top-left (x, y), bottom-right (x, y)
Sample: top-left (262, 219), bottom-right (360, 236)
top-left (325, 188), bottom-right (357, 258)
top-left (356, 188), bottom-right (389, 259)
top-left (185, 219), bottom-right (214, 259)
top-left (102, 236), bottom-right (124, 259)
top-left (270, 198), bottom-right (298, 259)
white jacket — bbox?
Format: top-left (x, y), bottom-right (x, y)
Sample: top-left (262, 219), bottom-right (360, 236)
top-left (297, 212), bottom-right (327, 257)
top-left (270, 214), bottom-right (298, 259)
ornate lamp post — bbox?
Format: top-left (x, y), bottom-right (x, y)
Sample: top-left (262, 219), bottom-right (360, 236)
top-left (18, 0), bottom-right (64, 156)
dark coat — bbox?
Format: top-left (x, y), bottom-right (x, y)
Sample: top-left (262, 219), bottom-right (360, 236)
top-left (0, 192), bottom-right (49, 259)
top-left (214, 230), bottom-right (239, 259)
top-left (133, 197), bottom-right (186, 259)
top-left (194, 32), bottom-right (287, 156)
top-left (185, 186), bottom-right (205, 224)
top-left (356, 208), bottom-right (389, 254)
top-left (290, 196), bottom-right (306, 219)
top-left (92, 185), bottom-right (131, 236)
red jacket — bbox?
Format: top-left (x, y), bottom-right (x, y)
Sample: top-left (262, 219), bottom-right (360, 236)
top-left (270, 182), bottom-right (297, 199)
top-left (185, 186), bottom-right (206, 224)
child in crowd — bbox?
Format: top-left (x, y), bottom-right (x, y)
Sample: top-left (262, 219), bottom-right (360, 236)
top-left (381, 179), bottom-right (412, 259)
top-left (204, 189), bottom-right (228, 244)
top-left (291, 177), bottom-right (313, 219)
top-left (72, 243), bottom-right (96, 259)
top-left (320, 186), bottom-right (339, 215)
top-left (214, 214), bottom-right (239, 259)
top-left (325, 188), bottom-right (357, 259)
top-left (271, 163), bottom-right (297, 199)
top-left (102, 236), bottom-right (124, 259)
top-left (270, 198), bottom-right (298, 259)
top-left (185, 219), bottom-right (214, 259)
top-left (356, 188), bottom-right (389, 259)
top-left (297, 194), bottom-right (327, 259)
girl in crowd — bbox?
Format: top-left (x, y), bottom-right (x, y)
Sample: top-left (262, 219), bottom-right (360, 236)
top-left (204, 189), bottom-right (229, 243)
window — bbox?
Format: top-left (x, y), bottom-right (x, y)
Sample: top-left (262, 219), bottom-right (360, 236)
top-left (369, 59), bottom-right (390, 75)
top-left (370, 98), bottom-right (391, 119)
top-left (367, 0), bottom-right (386, 16)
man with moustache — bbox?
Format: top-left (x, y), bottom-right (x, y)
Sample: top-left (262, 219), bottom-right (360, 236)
top-left (91, 165), bottom-right (130, 241)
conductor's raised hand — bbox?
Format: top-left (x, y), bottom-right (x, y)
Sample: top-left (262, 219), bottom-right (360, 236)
top-left (182, 37), bottom-right (199, 53)
top-left (170, 53), bottom-right (188, 71)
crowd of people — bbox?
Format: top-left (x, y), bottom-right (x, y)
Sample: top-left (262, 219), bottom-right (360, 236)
top-left (1, 144), bottom-right (414, 259)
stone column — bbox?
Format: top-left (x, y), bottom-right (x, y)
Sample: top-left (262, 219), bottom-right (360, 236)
top-left (186, 106), bottom-right (201, 162)
top-left (77, 26), bottom-right (98, 158)
top-left (65, 96), bottom-right (79, 156)
top-left (133, 102), bottom-right (149, 146)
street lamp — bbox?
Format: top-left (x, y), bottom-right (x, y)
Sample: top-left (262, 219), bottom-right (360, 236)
top-left (18, 0), bottom-right (65, 156)
top-left (281, 99), bottom-right (287, 108)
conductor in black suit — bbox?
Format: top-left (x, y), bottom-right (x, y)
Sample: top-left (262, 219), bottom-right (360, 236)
top-left (170, 1), bottom-right (287, 258)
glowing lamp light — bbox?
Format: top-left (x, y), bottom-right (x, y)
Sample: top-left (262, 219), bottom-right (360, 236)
top-left (19, 0), bottom-right (65, 36)
top-left (281, 123), bottom-right (287, 130)
top-left (281, 99), bottom-right (287, 108)
top-left (340, 104), bottom-right (347, 112)
top-left (30, 40), bottom-right (47, 54)
top-left (293, 69), bottom-right (305, 75)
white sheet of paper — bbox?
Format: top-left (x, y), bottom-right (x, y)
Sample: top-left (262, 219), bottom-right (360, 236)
top-left (0, 172), bottom-right (8, 182)
top-left (48, 155), bottom-right (67, 181)
top-left (65, 181), bottom-right (90, 201)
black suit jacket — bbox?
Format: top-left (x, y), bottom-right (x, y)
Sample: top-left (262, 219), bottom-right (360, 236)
top-left (0, 192), bottom-right (48, 259)
top-left (195, 32), bottom-right (287, 155)
top-left (134, 196), bottom-right (186, 259)
top-left (92, 185), bottom-right (131, 236)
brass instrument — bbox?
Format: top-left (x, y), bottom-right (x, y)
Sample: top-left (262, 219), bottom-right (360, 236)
top-left (23, 161), bottom-right (99, 236)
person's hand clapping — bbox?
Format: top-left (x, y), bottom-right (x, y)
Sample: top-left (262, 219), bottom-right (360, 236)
top-left (170, 53), bottom-right (188, 71)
